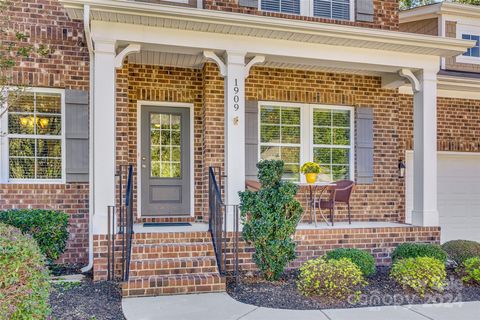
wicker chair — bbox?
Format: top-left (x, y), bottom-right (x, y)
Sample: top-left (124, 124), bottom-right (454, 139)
top-left (316, 180), bottom-right (354, 225)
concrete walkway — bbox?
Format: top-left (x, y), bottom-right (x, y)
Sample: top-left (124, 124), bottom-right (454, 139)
top-left (122, 292), bottom-right (480, 320)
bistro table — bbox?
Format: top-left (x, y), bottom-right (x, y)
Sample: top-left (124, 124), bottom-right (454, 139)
top-left (298, 182), bottom-right (336, 227)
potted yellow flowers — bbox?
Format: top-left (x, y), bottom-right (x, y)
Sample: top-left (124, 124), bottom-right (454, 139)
top-left (301, 162), bottom-right (321, 183)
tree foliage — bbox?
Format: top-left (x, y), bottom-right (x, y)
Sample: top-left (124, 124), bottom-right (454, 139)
top-left (399, 0), bottom-right (436, 10)
top-left (239, 160), bottom-right (303, 281)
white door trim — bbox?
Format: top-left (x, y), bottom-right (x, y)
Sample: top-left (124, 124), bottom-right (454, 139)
top-left (136, 101), bottom-right (195, 218)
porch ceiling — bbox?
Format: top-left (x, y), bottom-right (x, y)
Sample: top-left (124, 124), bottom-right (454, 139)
top-left (60, 0), bottom-right (474, 58)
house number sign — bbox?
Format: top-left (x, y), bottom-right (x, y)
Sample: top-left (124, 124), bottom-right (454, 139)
top-left (233, 78), bottom-right (240, 111)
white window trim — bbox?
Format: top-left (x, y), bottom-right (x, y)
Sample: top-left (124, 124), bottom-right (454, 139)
top-left (258, 0), bottom-right (355, 22)
top-left (0, 87), bottom-right (66, 184)
top-left (257, 101), bottom-right (355, 184)
top-left (456, 24), bottom-right (480, 65)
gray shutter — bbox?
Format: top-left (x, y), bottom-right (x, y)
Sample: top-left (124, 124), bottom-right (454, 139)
top-left (245, 101), bottom-right (259, 181)
top-left (355, 107), bottom-right (374, 184)
top-left (356, 0), bottom-right (374, 22)
top-left (239, 0), bottom-right (258, 8)
top-left (65, 89), bottom-right (89, 183)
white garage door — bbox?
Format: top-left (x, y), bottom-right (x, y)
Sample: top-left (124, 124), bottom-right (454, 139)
top-left (406, 152), bottom-right (480, 243)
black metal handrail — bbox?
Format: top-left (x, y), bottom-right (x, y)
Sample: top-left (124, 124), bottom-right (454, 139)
top-left (208, 166), bottom-right (240, 283)
top-left (107, 164), bottom-right (134, 281)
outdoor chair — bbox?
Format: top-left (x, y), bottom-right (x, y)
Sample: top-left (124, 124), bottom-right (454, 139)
top-left (245, 180), bottom-right (262, 192)
top-left (316, 180), bottom-right (354, 226)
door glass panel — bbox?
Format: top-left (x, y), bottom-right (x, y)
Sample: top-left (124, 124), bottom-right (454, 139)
top-left (150, 113), bottom-right (181, 178)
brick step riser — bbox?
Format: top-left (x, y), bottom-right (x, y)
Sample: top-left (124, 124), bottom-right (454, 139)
top-left (129, 259), bottom-right (218, 271)
top-left (123, 284), bottom-right (226, 297)
top-left (129, 267), bottom-right (219, 277)
top-left (131, 251), bottom-right (215, 260)
top-left (132, 244), bottom-right (214, 253)
top-left (133, 238), bottom-right (212, 245)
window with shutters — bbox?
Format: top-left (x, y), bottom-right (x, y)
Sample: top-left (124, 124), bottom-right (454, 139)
top-left (1, 88), bottom-right (65, 183)
top-left (258, 102), bottom-right (354, 183)
top-left (259, 0), bottom-right (353, 21)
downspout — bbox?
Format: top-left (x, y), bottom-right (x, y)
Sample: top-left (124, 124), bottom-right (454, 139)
top-left (81, 4), bottom-right (94, 273)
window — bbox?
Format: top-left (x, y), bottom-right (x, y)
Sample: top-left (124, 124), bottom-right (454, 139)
top-left (462, 34), bottom-right (480, 58)
top-left (259, 102), bottom-right (354, 182)
top-left (261, 0), bottom-right (301, 15)
top-left (259, 105), bottom-right (302, 181)
top-left (3, 89), bottom-right (64, 182)
top-left (259, 0), bottom-right (352, 21)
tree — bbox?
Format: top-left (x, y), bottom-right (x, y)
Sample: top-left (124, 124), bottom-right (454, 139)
top-left (399, 0), bottom-right (436, 10)
top-left (454, 0), bottom-right (480, 5)
top-left (239, 160), bottom-right (303, 281)
top-left (0, 0), bottom-right (49, 120)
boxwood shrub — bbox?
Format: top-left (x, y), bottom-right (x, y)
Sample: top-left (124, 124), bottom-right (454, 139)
top-left (390, 256), bottom-right (446, 297)
top-left (325, 248), bottom-right (376, 277)
top-left (0, 223), bottom-right (50, 319)
top-left (0, 209), bottom-right (69, 262)
top-left (297, 257), bottom-right (367, 301)
top-left (442, 240), bottom-right (480, 265)
top-left (391, 243), bottom-right (447, 264)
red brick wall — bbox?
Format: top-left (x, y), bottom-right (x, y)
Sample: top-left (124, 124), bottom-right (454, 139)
top-left (1, 0), bottom-right (90, 264)
top-left (203, 0), bottom-right (399, 30)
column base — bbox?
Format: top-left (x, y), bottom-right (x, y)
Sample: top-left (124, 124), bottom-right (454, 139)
top-left (411, 210), bottom-right (439, 227)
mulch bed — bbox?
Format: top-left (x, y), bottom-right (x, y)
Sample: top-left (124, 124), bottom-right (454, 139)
top-left (227, 267), bottom-right (480, 309)
top-left (49, 275), bottom-right (125, 320)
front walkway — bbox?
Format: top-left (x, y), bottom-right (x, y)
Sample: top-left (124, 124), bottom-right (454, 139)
top-left (122, 292), bottom-right (480, 320)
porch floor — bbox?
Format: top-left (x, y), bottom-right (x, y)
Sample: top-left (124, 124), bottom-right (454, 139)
top-left (132, 221), bottom-right (411, 233)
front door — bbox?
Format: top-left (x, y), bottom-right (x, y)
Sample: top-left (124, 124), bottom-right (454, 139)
top-left (140, 106), bottom-right (190, 216)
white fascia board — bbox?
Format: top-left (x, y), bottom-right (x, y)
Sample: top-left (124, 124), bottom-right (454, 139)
top-left (60, 0), bottom-right (473, 57)
top-left (91, 20), bottom-right (441, 72)
top-left (400, 2), bottom-right (480, 23)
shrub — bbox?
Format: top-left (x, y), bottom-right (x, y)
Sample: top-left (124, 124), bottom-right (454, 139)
top-left (0, 209), bottom-right (69, 262)
top-left (460, 257), bottom-right (480, 285)
top-left (325, 248), bottom-right (376, 277)
top-left (442, 240), bottom-right (480, 265)
top-left (390, 257), bottom-right (446, 297)
top-left (239, 160), bottom-right (303, 281)
top-left (391, 243), bottom-right (447, 264)
top-left (0, 223), bottom-right (50, 319)
top-left (297, 257), bottom-right (367, 300)
top-left (300, 162), bottom-right (321, 174)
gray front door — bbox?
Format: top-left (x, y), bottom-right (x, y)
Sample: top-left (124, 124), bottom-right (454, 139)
top-left (140, 106), bottom-right (190, 216)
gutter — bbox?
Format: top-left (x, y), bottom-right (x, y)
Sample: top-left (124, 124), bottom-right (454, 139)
top-left (81, 3), bottom-right (94, 273)
top-left (59, 0), bottom-right (474, 57)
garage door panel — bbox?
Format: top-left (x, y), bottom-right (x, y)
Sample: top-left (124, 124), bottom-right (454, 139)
top-left (406, 152), bottom-right (480, 243)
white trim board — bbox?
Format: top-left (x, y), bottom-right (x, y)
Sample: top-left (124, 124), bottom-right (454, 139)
top-left (136, 101), bottom-right (195, 218)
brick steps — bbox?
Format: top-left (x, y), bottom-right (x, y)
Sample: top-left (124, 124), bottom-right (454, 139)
top-left (122, 231), bottom-right (225, 297)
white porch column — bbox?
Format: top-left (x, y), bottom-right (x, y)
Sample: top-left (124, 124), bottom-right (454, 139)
top-left (224, 51), bottom-right (247, 205)
top-left (411, 69), bottom-right (439, 227)
top-left (92, 39), bottom-right (117, 234)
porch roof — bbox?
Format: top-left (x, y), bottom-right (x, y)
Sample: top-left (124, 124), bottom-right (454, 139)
top-left (60, 0), bottom-right (473, 58)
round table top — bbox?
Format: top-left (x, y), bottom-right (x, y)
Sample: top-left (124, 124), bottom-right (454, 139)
top-left (297, 182), bottom-right (337, 187)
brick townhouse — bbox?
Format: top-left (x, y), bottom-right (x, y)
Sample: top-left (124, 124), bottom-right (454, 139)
top-left (3, 0), bottom-right (480, 297)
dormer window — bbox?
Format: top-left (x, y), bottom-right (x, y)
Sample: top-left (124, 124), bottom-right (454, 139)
top-left (462, 34), bottom-right (480, 58)
top-left (259, 0), bottom-right (353, 21)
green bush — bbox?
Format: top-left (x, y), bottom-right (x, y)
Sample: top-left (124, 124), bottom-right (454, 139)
top-left (239, 160), bottom-right (303, 281)
top-left (297, 257), bottom-right (367, 300)
top-left (390, 257), bottom-right (446, 297)
top-left (391, 243), bottom-right (447, 264)
top-left (0, 209), bottom-right (69, 262)
top-left (442, 240), bottom-right (480, 265)
top-left (325, 248), bottom-right (376, 277)
top-left (460, 257), bottom-right (480, 285)
top-left (0, 223), bottom-right (50, 319)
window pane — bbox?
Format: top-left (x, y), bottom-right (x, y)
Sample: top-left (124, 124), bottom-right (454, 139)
top-left (332, 165), bottom-right (349, 180)
top-left (9, 158), bottom-right (35, 179)
top-left (9, 138), bottom-right (35, 157)
top-left (260, 107), bottom-right (280, 124)
top-left (472, 47), bottom-right (480, 58)
top-left (172, 147), bottom-right (181, 162)
top-left (171, 130), bottom-right (181, 145)
top-left (281, 147), bottom-right (300, 163)
top-left (314, 0), bottom-right (332, 18)
top-left (462, 34), bottom-right (471, 40)
top-left (332, 1), bottom-right (349, 20)
top-left (160, 146), bottom-right (170, 161)
top-left (151, 130), bottom-right (160, 145)
top-left (36, 93), bottom-right (61, 114)
top-left (333, 128), bottom-right (350, 145)
top-left (261, 125), bottom-right (280, 143)
top-left (151, 162), bottom-right (160, 177)
top-left (8, 93), bottom-right (34, 112)
top-left (332, 148), bottom-right (349, 165)
top-left (37, 158), bottom-right (62, 179)
top-left (37, 139), bottom-right (61, 158)
top-left (313, 147), bottom-right (331, 164)
top-left (282, 126), bottom-right (300, 144)
top-left (151, 146), bottom-right (160, 161)
top-left (282, 107), bottom-right (300, 125)
top-left (160, 114), bottom-right (170, 129)
top-left (283, 164), bottom-right (300, 181)
top-left (36, 115), bottom-right (61, 135)
top-left (332, 110), bottom-right (350, 127)
top-left (260, 146), bottom-right (280, 160)
top-left (313, 127), bottom-right (331, 145)
top-left (9, 114), bottom-right (35, 134)
top-left (313, 109), bottom-right (331, 126)
top-left (171, 115), bottom-right (181, 130)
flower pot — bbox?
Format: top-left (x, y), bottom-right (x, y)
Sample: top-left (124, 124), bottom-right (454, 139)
top-left (305, 173), bottom-right (318, 183)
